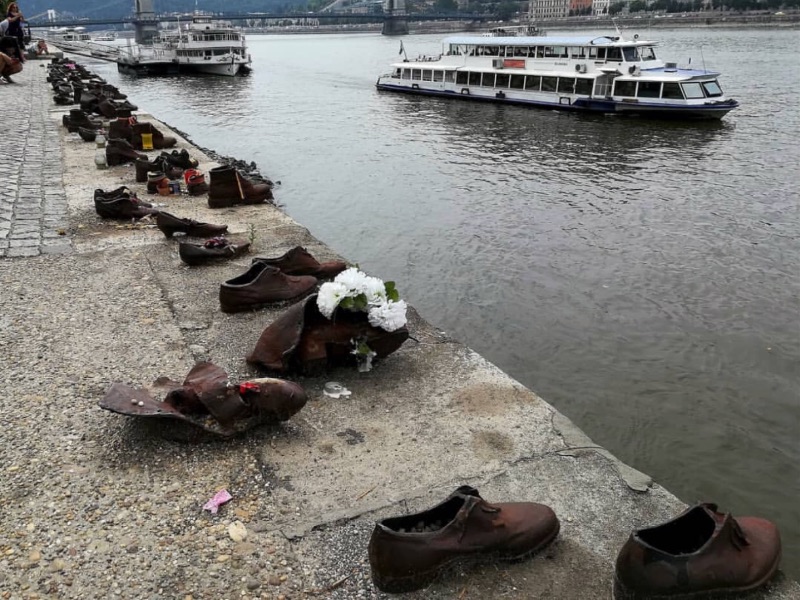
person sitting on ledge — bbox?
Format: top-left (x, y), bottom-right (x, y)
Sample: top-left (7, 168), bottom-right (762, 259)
top-left (0, 50), bottom-right (22, 83)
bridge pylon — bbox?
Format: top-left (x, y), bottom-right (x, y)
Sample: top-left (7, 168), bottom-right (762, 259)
top-left (382, 0), bottom-right (409, 35)
top-left (133, 0), bottom-right (159, 44)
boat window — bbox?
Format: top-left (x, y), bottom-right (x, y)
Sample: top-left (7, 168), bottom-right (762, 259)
top-left (544, 46), bottom-right (567, 58)
top-left (607, 47), bottom-right (623, 62)
top-left (412, 69), bottom-right (422, 81)
top-left (456, 71), bottom-right (469, 85)
top-left (622, 47), bottom-right (639, 62)
top-left (445, 71), bottom-right (455, 83)
top-left (661, 82), bottom-right (683, 99)
top-left (449, 44), bottom-right (460, 56)
top-left (525, 75), bottom-right (541, 91)
top-left (496, 73), bottom-right (510, 88)
top-left (614, 80), bottom-right (636, 96)
top-left (575, 78), bottom-right (593, 95)
top-left (681, 82), bottom-right (705, 99)
top-left (469, 71), bottom-right (481, 86)
top-left (596, 48), bottom-right (606, 60)
top-left (640, 46), bottom-right (656, 61)
top-left (588, 47), bottom-right (598, 60)
top-left (570, 47), bottom-right (585, 58)
top-left (514, 46), bottom-right (527, 57)
top-left (504, 46), bottom-right (514, 57)
top-left (483, 46), bottom-right (498, 56)
top-left (557, 78), bottom-right (575, 93)
top-left (422, 70), bottom-right (433, 81)
top-left (393, 68), bottom-right (401, 79)
top-left (541, 76), bottom-right (557, 92)
top-left (637, 81), bottom-right (661, 98)
top-left (481, 73), bottom-right (494, 87)
top-left (510, 74), bottom-right (525, 89)
top-left (702, 81), bottom-right (723, 97)
top-left (401, 69), bottom-right (411, 80)
top-left (433, 70), bottom-right (444, 82)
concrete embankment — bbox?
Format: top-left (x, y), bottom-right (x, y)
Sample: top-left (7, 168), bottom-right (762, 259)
top-left (1, 61), bottom-right (798, 599)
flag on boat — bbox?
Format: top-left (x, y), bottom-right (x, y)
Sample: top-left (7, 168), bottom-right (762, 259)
top-left (399, 41), bottom-right (404, 55)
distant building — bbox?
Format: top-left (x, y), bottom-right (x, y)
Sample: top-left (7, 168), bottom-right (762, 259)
top-left (569, 0), bottom-right (592, 14)
top-left (531, 0), bottom-right (570, 20)
top-left (592, 0), bottom-right (610, 15)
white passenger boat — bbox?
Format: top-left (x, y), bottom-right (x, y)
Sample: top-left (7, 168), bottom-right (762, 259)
top-left (117, 15), bottom-right (251, 77)
top-left (376, 33), bottom-right (738, 120)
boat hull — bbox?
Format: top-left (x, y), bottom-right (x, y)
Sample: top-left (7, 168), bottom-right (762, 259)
top-left (117, 60), bottom-right (246, 77)
top-left (376, 82), bottom-right (737, 120)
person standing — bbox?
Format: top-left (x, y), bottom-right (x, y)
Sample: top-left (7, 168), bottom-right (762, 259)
top-left (4, 2), bottom-right (25, 61)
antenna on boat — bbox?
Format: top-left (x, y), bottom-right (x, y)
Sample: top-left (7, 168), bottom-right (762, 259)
top-left (612, 19), bottom-right (624, 40)
top-left (700, 45), bottom-right (706, 72)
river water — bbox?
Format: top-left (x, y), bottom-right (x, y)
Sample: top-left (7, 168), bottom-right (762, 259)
top-left (86, 27), bottom-right (800, 576)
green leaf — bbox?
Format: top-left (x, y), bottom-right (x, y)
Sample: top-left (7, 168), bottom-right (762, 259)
top-left (352, 294), bottom-right (368, 311)
top-left (339, 297), bottom-right (354, 310)
top-left (384, 281), bottom-right (400, 302)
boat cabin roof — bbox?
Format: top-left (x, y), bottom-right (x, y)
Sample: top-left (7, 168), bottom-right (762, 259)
top-left (444, 35), bottom-right (655, 47)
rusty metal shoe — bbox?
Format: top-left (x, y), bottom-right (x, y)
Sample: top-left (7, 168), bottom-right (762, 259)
top-left (106, 138), bottom-right (147, 166)
top-left (219, 263), bottom-right (317, 313)
top-left (613, 503), bottom-right (782, 600)
top-left (246, 294), bottom-right (409, 375)
top-left (131, 122), bottom-right (177, 150)
top-left (156, 211), bottom-right (228, 239)
top-left (208, 165), bottom-right (273, 208)
top-left (252, 246), bottom-right (347, 280)
top-left (99, 361), bottom-right (307, 441)
top-left (179, 238), bottom-right (251, 266)
top-left (94, 192), bottom-right (158, 220)
top-left (368, 486), bottom-right (560, 593)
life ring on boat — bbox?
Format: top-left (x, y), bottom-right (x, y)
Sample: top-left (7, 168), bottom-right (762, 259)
top-left (496, 91), bottom-right (506, 99)
top-left (461, 88), bottom-right (470, 95)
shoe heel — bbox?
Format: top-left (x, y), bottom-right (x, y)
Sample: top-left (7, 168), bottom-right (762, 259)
top-left (371, 568), bottom-right (438, 594)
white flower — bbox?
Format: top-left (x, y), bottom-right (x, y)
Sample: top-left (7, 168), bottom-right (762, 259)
top-left (368, 300), bottom-right (408, 332)
top-left (362, 276), bottom-right (387, 305)
top-left (317, 281), bottom-right (349, 318)
top-left (334, 268), bottom-right (370, 297)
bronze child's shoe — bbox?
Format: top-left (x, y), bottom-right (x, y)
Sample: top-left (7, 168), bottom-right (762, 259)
top-left (246, 294), bottom-right (409, 375)
top-left (99, 361), bottom-right (307, 441)
top-left (156, 211), bottom-right (228, 238)
top-left (368, 486), bottom-right (560, 593)
top-left (252, 246), bottom-right (347, 279)
top-left (179, 238), bottom-right (251, 266)
top-left (613, 503), bottom-right (782, 600)
top-left (219, 262), bottom-right (317, 313)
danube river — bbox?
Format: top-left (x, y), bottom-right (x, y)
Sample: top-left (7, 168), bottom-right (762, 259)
top-left (88, 27), bottom-right (799, 576)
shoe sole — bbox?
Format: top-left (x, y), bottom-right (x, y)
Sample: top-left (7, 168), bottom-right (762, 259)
top-left (371, 522), bottom-right (560, 594)
top-left (611, 549), bottom-right (782, 600)
top-left (219, 286), bottom-right (316, 314)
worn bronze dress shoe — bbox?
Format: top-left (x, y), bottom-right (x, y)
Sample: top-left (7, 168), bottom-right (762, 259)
top-left (208, 165), bottom-right (273, 208)
top-left (161, 149), bottom-right (199, 170)
top-left (219, 262), bottom-right (317, 313)
top-left (252, 246), bottom-right (347, 279)
top-left (106, 138), bottom-right (147, 166)
top-left (156, 212), bottom-right (228, 238)
top-left (135, 157), bottom-right (183, 183)
top-left (99, 361), bottom-right (307, 441)
top-left (613, 503), bottom-right (782, 600)
top-left (368, 486), bottom-right (560, 593)
top-left (94, 189), bottom-right (158, 220)
top-left (179, 238), bottom-right (251, 266)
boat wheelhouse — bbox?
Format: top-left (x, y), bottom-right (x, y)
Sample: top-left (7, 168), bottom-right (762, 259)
top-left (117, 15), bottom-right (251, 77)
top-left (376, 34), bottom-right (737, 120)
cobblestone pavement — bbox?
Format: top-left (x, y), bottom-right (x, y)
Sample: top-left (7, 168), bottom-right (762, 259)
top-left (0, 61), bottom-right (70, 258)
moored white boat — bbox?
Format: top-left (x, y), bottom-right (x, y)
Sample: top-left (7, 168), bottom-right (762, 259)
top-left (376, 33), bottom-right (737, 120)
top-left (116, 15), bottom-right (251, 77)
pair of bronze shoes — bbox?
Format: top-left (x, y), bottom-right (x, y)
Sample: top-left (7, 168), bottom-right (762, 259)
top-left (99, 361), bottom-right (306, 440)
top-left (370, 492), bottom-right (782, 598)
top-left (154, 212), bottom-right (250, 266)
top-left (94, 187), bottom-right (158, 220)
top-left (219, 247), bottom-right (347, 312)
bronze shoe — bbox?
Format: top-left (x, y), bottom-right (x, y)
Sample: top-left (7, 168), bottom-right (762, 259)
top-left (246, 294), bottom-right (409, 375)
top-left (252, 246), bottom-right (346, 279)
top-left (156, 211), bottom-right (228, 238)
top-left (99, 361), bottom-right (307, 441)
top-left (94, 192), bottom-right (158, 220)
top-left (368, 486), bottom-right (560, 593)
top-left (219, 262), bottom-right (317, 313)
top-left (613, 503), bottom-right (782, 600)
top-left (208, 165), bottom-right (272, 208)
top-left (106, 138), bottom-right (147, 166)
top-left (135, 157), bottom-right (183, 183)
top-left (131, 122), bottom-right (177, 150)
top-left (179, 238), bottom-right (251, 266)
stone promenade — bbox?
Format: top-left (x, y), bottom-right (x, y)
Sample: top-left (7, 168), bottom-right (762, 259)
top-left (0, 62), bottom-right (70, 258)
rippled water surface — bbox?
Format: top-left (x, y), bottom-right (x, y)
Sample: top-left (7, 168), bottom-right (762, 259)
top-left (89, 27), bottom-right (799, 575)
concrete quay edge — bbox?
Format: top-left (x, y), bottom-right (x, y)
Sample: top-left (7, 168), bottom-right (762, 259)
top-left (0, 63), bottom-right (797, 600)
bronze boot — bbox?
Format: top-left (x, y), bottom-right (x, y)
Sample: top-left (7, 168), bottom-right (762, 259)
top-left (106, 138), bottom-right (147, 166)
top-left (208, 165), bottom-right (272, 208)
top-left (108, 116), bottom-right (135, 143)
top-left (131, 122), bottom-right (177, 150)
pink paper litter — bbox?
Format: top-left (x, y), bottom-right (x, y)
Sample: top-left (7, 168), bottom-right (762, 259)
top-left (202, 489), bottom-right (232, 514)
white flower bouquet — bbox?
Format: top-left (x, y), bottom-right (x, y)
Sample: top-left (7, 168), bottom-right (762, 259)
top-left (316, 268), bottom-right (408, 371)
